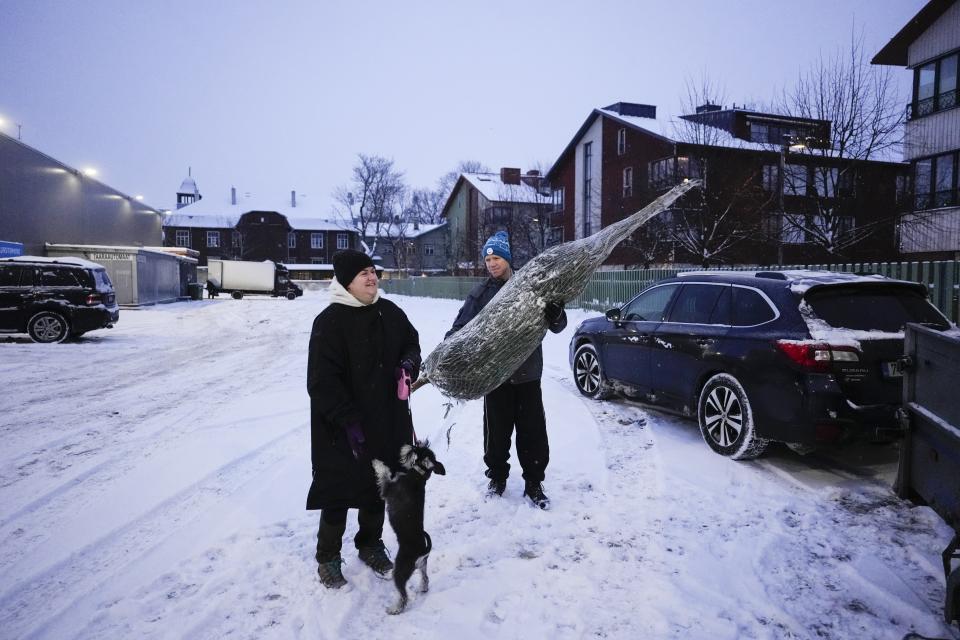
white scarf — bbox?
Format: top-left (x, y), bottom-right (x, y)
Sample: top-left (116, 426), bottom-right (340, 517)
top-left (328, 277), bottom-right (380, 308)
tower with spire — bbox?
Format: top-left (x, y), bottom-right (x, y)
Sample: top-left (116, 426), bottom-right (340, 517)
top-left (176, 167), bottom-right (202, 209)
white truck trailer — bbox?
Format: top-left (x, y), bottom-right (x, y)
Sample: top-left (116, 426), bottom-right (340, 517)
top-left (206, 259), bottom-right (302, 300)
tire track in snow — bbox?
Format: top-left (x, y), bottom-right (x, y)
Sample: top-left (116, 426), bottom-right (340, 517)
top-left (0, 419), bottom-right (308, 640)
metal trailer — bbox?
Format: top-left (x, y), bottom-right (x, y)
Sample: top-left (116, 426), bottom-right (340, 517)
top-left (896, 323), bottom-right (960, 625)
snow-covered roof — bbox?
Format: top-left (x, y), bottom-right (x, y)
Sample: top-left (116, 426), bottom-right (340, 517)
top-left (164, 213), bottom-right (237, 229)
top-left (3, 255), bottom-right (108, 269)
top-left (287, 218), bottom-right (354, 232)
top-left (172, 192), bottom-right (336, 223)
top-left (460, 173), bottom-right (550, 204)
top-left (177, 177), bottom-right (199, 196)
top-left (361, 222), bottom-right (446, 239)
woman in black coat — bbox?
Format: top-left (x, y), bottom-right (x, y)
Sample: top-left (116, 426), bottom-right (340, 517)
top-left (306, 250), bottom-right (421, 589)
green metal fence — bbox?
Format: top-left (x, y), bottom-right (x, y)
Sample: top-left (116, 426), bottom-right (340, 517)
top-left (378, 260), bottom-right (960, 322)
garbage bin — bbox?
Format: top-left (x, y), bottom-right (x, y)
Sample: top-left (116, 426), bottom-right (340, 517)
top-left (188, 282), bottom-right (204, 300)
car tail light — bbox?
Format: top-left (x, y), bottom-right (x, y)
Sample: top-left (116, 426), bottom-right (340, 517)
top-left (85, 293), bottom-right (102, 306)
top-left (775, 341), bottom-right (860, 372)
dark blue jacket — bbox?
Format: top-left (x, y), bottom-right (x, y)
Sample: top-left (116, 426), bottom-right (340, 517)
top-left (446, 277), bottom-right (567, 385)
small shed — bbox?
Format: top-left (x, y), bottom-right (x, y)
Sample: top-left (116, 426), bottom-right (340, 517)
top-left (45, 243), bottom-right (191, 306)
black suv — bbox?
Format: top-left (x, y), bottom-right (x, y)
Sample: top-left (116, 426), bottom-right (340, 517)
top-left (569, 270), bottom-right (953, 459)
top-left (0, 256), bottom-right (120, 343)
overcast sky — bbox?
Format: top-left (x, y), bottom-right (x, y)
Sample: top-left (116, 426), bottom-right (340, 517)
top-left (0, 0), bottom-right (925, 216)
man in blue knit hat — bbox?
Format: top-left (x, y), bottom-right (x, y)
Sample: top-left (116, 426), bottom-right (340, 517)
top-left (445, 230), bottom-right (566, 509)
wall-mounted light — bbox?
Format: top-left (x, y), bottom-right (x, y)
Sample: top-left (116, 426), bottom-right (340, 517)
top-left (135, 195), bottom-right (144, 201)
top-left (82, 167), bottom-right (98, 177)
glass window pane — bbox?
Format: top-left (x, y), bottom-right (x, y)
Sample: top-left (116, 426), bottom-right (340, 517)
top-left (667, 284), bottom-right (727, 324)
top-left (940, 54), bottom-right (957, 94)
top-left (732, 288), bottom-right (776, 326)
top-left (622, 284), bottom-right (678, 322)
top-left (918, 63), bottom-right (936, 100)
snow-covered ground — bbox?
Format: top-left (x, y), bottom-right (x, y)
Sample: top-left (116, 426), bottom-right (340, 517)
top-left (1, 288), bottom-right (956, 640)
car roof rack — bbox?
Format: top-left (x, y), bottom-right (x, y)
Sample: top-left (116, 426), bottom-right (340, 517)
top-left (754, 271), bottom-right (789, 280)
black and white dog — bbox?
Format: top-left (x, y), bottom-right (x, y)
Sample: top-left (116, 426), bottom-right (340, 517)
top-left (372, 441), bottom-right (445, 615)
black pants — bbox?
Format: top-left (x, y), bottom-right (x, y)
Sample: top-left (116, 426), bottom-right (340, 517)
top-left (483, 379), bottom-right (549, 484)
top-left (316, 503), bottom-right (385, 561)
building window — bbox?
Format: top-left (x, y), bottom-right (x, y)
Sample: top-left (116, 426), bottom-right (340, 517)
top-left (676, 156), bottom-right (701, 180)
top-left (583, 141), bottom-right (593, 237)
top-left (762, 165), bottom-right (779, 192)
top-left (485, 206), bottom-right (511, 224)
top-left (206, 231), bottom-right (220, 247)
top-left (175, 230), bottom-right (190, 247)
top-left (337, 233), bottom-right (349, 249)
top-left (311, 233), bottom-right (324, 249)
top-left (782, 214), bottom-right (806, 244)
top-left (406, 243), bottom-right (416, 255)
top-left (552, 187), bottom-right (564, 212)
top-left (622, 167), bottom-right (633, 198)
top-left (232, 231), bottom-right (241, 248)
top-left (912, 52), bottom-right (959, 119)
top-left (783, 164), bottom-right (808, 196)
top-left (288, 232), bottom-right (296, 249)
top-left (423, 243), bottom-right (435, 256)
top-left (617, 128), bottom-right (626, 155)
top-left (913, 152), bottom-right (959, 210)
top-left (311, 257), bottom-right (324, 264)
top-left (812, 167), bottom-right (838, 198)
top-left (648, 157), bottom-right (675, 189)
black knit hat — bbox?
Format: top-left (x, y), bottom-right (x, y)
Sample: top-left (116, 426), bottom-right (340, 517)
top-left (333, 250), bottom-right (375, 287)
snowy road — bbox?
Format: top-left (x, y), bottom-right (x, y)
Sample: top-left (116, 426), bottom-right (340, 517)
top-left (0, 288), bottom-right (956, 639)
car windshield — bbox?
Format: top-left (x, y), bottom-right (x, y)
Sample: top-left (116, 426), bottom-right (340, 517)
top-left (804, 285), bottom-right (949, 332)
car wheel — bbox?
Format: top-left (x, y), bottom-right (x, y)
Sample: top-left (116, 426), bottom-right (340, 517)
top-left (573, 343), bottom-right (611, 399)
top-left (286, 291), bottom-right (296, 300)
top-left (231, 291), bottom-right (243, 300)
top-left (27, 311), bottom-right (70, 344)
top-left (697, 373), bottom-right (768, 460)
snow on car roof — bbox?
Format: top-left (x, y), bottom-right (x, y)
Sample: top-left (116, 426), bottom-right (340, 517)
top-left (3, 255), bottom-right (106, 270)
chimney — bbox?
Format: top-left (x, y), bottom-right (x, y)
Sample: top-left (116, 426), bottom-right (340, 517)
top-left (231, 186), bottom-right (237, 205)
top-left (500, 167), bottom-right (521, 185)
top-left (521, 169), bottom-right (542, 187)
top-left (291, 190), bottom-right (296, 207)
top-left (696, 103), bottom-right (722, 114)
top-left (602, 102), bottom-right (656, 119)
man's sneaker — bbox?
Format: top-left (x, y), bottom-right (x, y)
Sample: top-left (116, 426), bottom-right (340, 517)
top-left (523, 482), bottom-right (550, 510)
top-left (486, 478), bottom-right (506, 497)
top-left (317, 554), bottom-right (347, 589)
top-left (358, 541), bottom-right (393, 578)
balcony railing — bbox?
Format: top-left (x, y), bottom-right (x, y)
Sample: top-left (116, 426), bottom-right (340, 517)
top-left (908, 89), bottom-right (958, 120)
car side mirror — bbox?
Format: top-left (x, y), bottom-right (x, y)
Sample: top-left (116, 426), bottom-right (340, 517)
top-left (605, 308), bottom-right (622, 324)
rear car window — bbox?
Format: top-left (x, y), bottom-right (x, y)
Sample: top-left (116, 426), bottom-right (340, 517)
top-left (804, 286), bottom-right (949, 331)
top-left (94, 269), bottom-right (113, 288)
top-left (40, 267), bottom-right (84, 287)
top-left (668, 284), bottom-right (728, 324)
top-left (732, 287), bottom-right (777, 326)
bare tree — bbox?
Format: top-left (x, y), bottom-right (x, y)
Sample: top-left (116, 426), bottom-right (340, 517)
top-left (667, 77), bottom-right (773, 265)
top-left (437, 160), bottom-right (490, 202)
top-left (407, 187), bottom-right (446, 225)
top-left (333, 154), bottom-right (407, 256)
top-left (775, 29), bottom-right (906, 258)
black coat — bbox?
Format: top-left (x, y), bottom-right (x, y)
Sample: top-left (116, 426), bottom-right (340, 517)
top-left (446, 277), bottom-right (567, 384)
top-left (306, 297), bottom-right (421, 510)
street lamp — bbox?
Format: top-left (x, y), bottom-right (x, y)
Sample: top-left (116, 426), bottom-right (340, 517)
top-left (0, 116), bottom-right (22, 140)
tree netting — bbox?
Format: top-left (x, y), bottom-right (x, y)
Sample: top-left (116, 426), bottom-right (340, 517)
top-left (420, 180), bottom-right (700, 400)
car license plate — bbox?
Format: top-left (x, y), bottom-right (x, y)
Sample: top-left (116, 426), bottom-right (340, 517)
top-left (881, 360), bottom-right (904, 378)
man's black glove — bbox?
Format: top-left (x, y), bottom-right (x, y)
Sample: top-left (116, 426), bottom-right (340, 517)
top-left (545, 300), bottom-right (564, 323)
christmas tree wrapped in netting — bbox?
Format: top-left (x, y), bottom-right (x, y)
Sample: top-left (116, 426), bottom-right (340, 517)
top-left (418, 180), bottom-right (700, 400)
